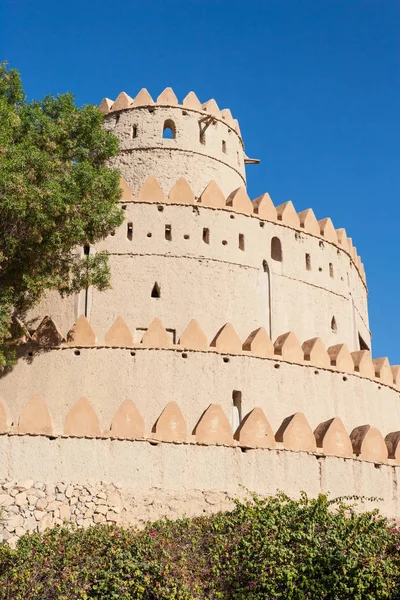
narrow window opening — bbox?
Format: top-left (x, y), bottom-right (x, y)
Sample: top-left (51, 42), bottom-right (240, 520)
top-left (127, 222), bottom-right (133, 241)
top-left (151, 282), bottom-right (161, 298)
top-left (83, 245), bottom-right (90, 256)
top-left (358, 333), bottom-right (370, 351)
top-left (271, 237), bottom-right (282, 262)
top-left (114, 115), bottom-right (120, 127)
top-left (329, 263), bottom-right (334, 278)
top-left (239, 233), bottom-right (245, 251)
top-left (199, 128), bottom-right (206, 145)
top-left (232, 391), bottom-right (242, 432)
top-left (331, 316), bottom-right (337, 332)
top-left (131, 125), bottom-right (137, 139)
top-left (163, 120), bottom-right (176, 139)
top-left (203, 228), bottom-right (210, 244)
top-left (305, 253), bottom-right (311, 271)
top-left (222, 140), bottom-right (227, 153)
top-left (165, 225), bottom-right (172, 241)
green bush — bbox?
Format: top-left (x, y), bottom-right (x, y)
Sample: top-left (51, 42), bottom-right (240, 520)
top-left (1, 493), bottom-right (400, 599)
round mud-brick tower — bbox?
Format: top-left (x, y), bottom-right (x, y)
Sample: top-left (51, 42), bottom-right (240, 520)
top-left (102, 88), bottom-right (246, 198)
top-left (3, 86), bottom-right (400, 547)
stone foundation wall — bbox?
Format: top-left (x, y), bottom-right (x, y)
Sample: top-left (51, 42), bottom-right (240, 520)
top-left (1, 436), bottom-right (400, 547)
top-left (0, 478), bottom-right (236, 548)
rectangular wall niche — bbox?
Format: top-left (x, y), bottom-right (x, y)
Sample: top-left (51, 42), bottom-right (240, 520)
top-left (232, 390), bottom-right (242, 432)
top-left (127, 222), bottom-right (133, 241)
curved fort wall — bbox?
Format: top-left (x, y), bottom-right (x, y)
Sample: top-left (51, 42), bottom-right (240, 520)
top-left (101, 88), bottom-right (246, 197)
top-left (1, 323), bottom-right (400, 542)
top-left (1, 87), bottom-right (394, 544)
top-left (28, 176), bottom-right (370, 351)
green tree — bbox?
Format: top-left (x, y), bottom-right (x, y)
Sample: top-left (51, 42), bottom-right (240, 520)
top-left (0, 63), bottom-right (123, 370)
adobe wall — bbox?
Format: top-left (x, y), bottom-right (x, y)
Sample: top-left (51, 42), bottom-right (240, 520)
top-left (1, 437), bottom-right (399, 546)
top-left (103, 103), bottom-right (246, 197)
top-left (1, 345), bottom-right (399, 437)
top-left (27, 200), bottom-right (369, 351)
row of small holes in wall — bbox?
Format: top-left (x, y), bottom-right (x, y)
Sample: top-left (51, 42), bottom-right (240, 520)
top-left (127, 222), bottom-right (246, 251)
top-left (126, 226), bottom-right (349, 294)
top-left (65, 353), bottom-right (350, 385)
top-left (305, 254), bottom-right (335, 278)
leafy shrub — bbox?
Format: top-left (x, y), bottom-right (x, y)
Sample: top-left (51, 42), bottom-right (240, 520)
top-left (1, 493), bottom-right (400, 599)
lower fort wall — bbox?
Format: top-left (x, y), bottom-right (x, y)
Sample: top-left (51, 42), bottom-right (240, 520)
top-left (0, 437), bottom-right (399, 546)
top-left (1, 346), bottom-right (399, 436)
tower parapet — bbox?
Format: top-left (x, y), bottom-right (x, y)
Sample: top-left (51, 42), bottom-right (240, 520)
top-left (100, 88), bottom-right (247, 197)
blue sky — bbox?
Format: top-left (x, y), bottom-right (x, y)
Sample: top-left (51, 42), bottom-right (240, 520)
top-left (2, 0), bottom-right (399, 361)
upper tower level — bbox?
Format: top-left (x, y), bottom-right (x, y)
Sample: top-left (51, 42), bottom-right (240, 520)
top-left (100, 88), bottom-right (249, 198)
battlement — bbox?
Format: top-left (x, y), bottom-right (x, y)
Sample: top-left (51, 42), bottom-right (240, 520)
top-left (118, 175), bottom-right (367, 285)
top-left (1, 313), bottom-right (399, 463)
top-left (99, 87), bottom-right (243, 140)
top-left (22, 315), bottom-right (399, 388)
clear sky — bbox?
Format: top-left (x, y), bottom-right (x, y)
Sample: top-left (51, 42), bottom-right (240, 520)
top-left (2, 0), bottom-right (399, 362)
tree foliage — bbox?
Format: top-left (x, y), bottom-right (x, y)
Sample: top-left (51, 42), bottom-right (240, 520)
top-left (1, 493), bottom-right (400, 599)
top-left (0, 62), bottom-right (123, 369)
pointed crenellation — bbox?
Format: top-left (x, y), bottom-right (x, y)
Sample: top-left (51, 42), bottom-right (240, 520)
top-left (391, 366), bottom-right (400, 388)
top-left (132, 88), bottom-right (154, 106)
top-left (198, 180), bottom-right (226, 209)
top-left (351, 350), bottom-right (375, 378)
top-left (275, 201), bottom-right (300, 228)
top-left (67, 316), bottom-right (96, 346)
top-left (168, 177), bottom-right (195, 205)
top-left (202, 99), bottom-right (221, 118)
top-left (111, 92), bottom-right (134, 111)
top-left (232, 118), bottom-right (242, 138)
top-left (327, 343), bottom-right (353, 373)
top-left (347, 237), bottom-right (357, 261)
top-left (110, 400), bottom-right (145, 439)
top-left (141, 317), bottom-right (170, 348)
top-left (252, 193), bottom-right (276, 220)
top-left (64, 397), bottom-right (101, 437)
top-left (335, 227), bottom-right (347, 246)
top-left (359, 263), bottom-right (367, 283)
top-left (17, 394), bottom-right (53, 436)
top-left (318, 218), bottom-right (337, 244)
top-left (385, 431), bottom-right (400, 463)
top-left (32, 316), bottom-right (65, 346)
top-left (99, 98), bottom-right (113, 114)
top-left (182, 91), bottom-right (202, 110)
top-left (314, 417), bottom-right (353, 457)
top-left (210, 323), bottom-right (242, 354)
top-left (242, 327), bottom-right (274, 358)
top-left (152, 401), bottom-right (187, 443)
top-left (373, 357), bottom-right (394, 386)
top-left (0, 398), bottom-right (10, 433)
top-left (225, 187), bottom-right (253, 215)
top-left (235, 408), bottom-right (275, 449)
top-left (138, 176), bottom-right (165, 203)
top-left (302, 338), bottom-right (330, 368)
top-left (119, 177), bottom-right (134, 201)
top-left (350, 425), bottom-right (388, 463)
top-left (194, 404), bottom-right (233, 445)
top-left (220, 108), bottom-right (235, 128)
top-left (275, 412), bottom-right (317, 452)
top-left (273, 332), bottom-right (303, 363)
top-left (297, 208), bottom-right (320, 236)
top-left (156, 87), bottom-right (179, 105)
top-left (178, 319), bottom-right (208, 350)
top-left (105, 316), bottom-right (133, 347)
